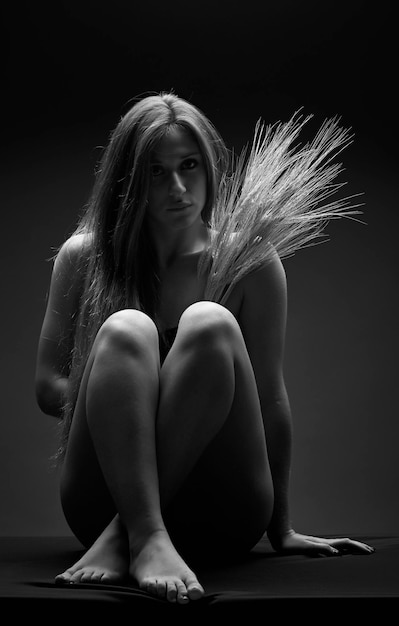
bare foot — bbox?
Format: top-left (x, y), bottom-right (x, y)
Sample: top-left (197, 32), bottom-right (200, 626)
top-left (131, 529), bottom-right (204, 604)
top-left (55, 518), bottom-right (129, 585)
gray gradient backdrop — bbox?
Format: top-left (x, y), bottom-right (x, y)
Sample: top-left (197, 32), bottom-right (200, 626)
top-left (2, 1), bottom-right (398, 538)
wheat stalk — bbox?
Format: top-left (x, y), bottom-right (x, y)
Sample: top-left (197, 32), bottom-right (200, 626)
top-left (198, 111), bottom-right (363, 304)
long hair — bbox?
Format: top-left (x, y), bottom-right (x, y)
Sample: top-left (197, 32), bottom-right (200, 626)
top-left (54, 92), bottom-right (230, 462)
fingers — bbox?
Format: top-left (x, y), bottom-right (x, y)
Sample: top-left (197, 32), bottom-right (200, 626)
top-left (329, 538), bottom-right (375, 555)
top-left (307, 537), bottom-right (376, 556)
top-left (304, 541), bottom-right (341, 557)
top-left (297, 534), bottom-right (376, 555)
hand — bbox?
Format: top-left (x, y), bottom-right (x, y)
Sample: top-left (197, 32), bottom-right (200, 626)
top-left (268, 530), bottom-right (375, 557)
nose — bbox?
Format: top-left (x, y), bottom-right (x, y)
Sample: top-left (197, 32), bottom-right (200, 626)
top-left (168, 172), bottom-right (186, 198)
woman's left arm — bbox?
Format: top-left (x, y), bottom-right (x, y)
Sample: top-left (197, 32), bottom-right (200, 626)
top-left (236, 250), bottom-right (374, 556)
top-left (236, 250), bottom-right (293, 544)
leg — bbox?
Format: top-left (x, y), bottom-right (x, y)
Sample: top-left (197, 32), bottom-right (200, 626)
top-left (57, 304), bottom-right (273, 602)
top-left (57, 309), bottom-right (204, 602)
top-left (157, 302), bottom-right (273, 558)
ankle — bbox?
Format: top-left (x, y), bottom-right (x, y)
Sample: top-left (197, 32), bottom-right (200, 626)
top-left (128, 526), bottom-right (169, 554)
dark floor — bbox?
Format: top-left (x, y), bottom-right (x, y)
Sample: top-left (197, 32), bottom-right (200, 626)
top-left (1, 534), bottom-right (398, 618)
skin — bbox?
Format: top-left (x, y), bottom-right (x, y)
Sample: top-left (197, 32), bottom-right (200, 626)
top-left (35, 126), bottom-right (374, 605)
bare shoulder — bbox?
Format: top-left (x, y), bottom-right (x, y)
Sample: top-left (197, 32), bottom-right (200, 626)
top-left (224, 248), bottom-right (287, 322)
top-left (241, 248), bottom-right (287, 304)
top-left (49, 231), bottom-right (93, 307)
top-left (55, 232), bottom-right (92, 272)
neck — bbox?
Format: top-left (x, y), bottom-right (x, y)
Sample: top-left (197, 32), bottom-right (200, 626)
top-left (147, 220), bottom-right (209, 272)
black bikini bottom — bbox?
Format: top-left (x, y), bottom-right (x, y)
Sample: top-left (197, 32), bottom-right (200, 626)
top-left (158, 326), bottom-right (178, 364)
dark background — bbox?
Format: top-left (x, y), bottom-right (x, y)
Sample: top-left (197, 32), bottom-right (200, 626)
top-left (2, 0), bottom-right (398, 538)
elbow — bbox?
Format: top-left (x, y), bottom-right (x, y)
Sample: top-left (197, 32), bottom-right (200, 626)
top-left (35, 378), bottom-right (53, 416)
top-left (259, 380), bottom-right (292, 422)
top-left (258, 373), bottom-right (288, 406)
top-left (35, 376), bottom-right (65, 418)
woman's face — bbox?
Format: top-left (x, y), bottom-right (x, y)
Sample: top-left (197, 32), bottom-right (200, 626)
top-left (146, 126), bottom-right (207, 231)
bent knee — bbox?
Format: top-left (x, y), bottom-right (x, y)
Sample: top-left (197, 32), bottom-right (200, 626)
top-left (96, 309), bottom-right (159, 356)
top-left (179, 301), bottom-right (242, 347)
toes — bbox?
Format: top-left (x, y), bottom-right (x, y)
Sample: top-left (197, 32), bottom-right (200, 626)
top-left (155, 580), bottom-right (167, 598)
top-left (176, 583), bottom-right (189, 605)
top-left (56, 568), bottom-right (119, 586)
top-left (69, 571), bottom-right (85, 583)
top-left (90, 572), bottom-right (105, 583)
top-left (100, 572), bottom-right (117, 584)
top-left (187, 582), bottom-right (204, 600)
top-left (55, 568), bottom-right (81, 585)
top-left (177, 594), bottom-right (189, 605)
top-left (145, 579), bottom-right (158, 597)
top-left (79, 570), bottom-right (96, 583)
top-left (55, 573), bottom-right (71, 585)
top-left (166, 581), bottom-right (178, 603)
top-left (142, 577), bottom-right (203, 603)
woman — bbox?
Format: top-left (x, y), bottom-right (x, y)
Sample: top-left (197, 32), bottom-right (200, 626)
top-left (35, 92), bottom-right (374, 605)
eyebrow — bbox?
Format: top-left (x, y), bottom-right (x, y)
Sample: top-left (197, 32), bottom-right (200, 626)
top-left (150, 151), bottom-right (201, 164)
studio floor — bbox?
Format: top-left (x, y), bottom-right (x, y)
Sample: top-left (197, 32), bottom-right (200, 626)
top-left (1, 534), bottom-right (398, 618)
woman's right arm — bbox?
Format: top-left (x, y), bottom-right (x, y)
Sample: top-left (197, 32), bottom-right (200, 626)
top-left (35, 234), bottom-right (87, 418)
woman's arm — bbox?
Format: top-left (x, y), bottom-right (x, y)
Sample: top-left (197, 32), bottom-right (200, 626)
top-left (35, 234), bottom-right (87, 418)
top-left (235, 252), bottom-right (374, 556)
top-left (236, 250), bottom-right (293, 541)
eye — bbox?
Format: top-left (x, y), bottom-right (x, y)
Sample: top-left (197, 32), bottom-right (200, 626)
top-left (150, 164), bottom-right (164, 177)
top-left (181, 158), bottom-right (198, 170)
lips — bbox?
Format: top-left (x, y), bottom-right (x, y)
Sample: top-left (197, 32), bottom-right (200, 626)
top-left (167, 203), bottom-right (192, 211)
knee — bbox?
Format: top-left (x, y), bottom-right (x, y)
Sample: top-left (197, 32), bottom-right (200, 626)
top-left (96, 309), bottom-right (159, 357)
top-left (179, 301), bottom-right (241, 350)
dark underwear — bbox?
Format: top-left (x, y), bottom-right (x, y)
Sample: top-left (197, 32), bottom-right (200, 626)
top-left (158, 326), bottom-right (178, 364)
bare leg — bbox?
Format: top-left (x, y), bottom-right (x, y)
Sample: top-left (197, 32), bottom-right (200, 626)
top-left (157, 302), bottom-right (273, 543)
top-left (57, 310), bottom-right (202, 603)
top-left (56, 304), bottom-right (273, 602)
